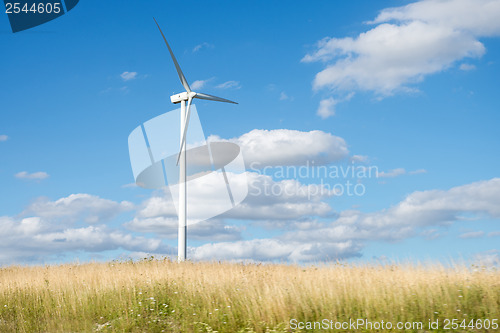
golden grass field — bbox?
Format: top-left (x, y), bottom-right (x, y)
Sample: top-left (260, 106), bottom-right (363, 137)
top-left (0, 259), bottom-right (498, 332)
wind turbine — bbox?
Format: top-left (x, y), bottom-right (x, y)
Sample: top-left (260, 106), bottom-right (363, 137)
top-left (153, 18), bottom-right (238, 262)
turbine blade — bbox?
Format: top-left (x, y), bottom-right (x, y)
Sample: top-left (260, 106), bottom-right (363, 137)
top-left (176, 96), bottom-right (193, 166)
top-left (195, 92), bottom-right (238, 104)
top-left (153, 18), bottom-right (191, 92)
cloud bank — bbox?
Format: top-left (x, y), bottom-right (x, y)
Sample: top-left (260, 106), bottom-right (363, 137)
top-left (191, 178), bottom-right (500, 262)
top-left (303, 0), bottom-right (500, 116)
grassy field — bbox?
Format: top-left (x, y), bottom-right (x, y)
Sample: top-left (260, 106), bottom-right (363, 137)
top-left (0, 259), bottom-right (498, 332)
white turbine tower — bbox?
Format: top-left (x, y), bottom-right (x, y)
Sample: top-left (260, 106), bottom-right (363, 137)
top-left (153, 18), bottom-right (238, 262)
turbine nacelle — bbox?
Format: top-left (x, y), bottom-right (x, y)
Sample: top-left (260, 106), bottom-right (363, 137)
top-left (170, 91), bottom-right (197, 104)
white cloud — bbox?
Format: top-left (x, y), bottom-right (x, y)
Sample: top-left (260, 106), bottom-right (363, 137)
top-left (303, 0), bottom-right (499, 96)
top-left (226, 172), bottom-right (336, 220)
top-left (125, 169), bottom-right (335, 251)
top-left (120, 71), bottom-right (137, 81)
top-left (0, 218), bottom-right (166, 264)
top-left (0, 194), bottom-right (165, 265)
top-left (191, 78), bottom-right (212, 90)
top-left (459, 230), bottom-right (485, 239)
top-left (279, 92), bottom-right (289, 100)
top-left (316, 92), bottom-right (354, 119)
top-left (23, 193), bottom-right (134, 224)
top-left (193, 42), bottom-right (214, 53)
top-left (350, 155), bottom-right (369, 163)
top-left (0, 135), bottom-right (7, 142)
top-left (254, 219), bottom-right (326, 231)
top-left (378, 168), bottom-right (426, 178)
top-left (459, 63), bottom-right (476, 71)
top-left (378, 168), bottom-right (406, 178)
top-left (130, 171), bottom-right (335, 227)
top-left (216, 81), bottom-right (241, 89)
top-left (2, 176), bottom-right (499, 264)
top-left (210, 129), bottom-right (349, 167)
top-left (191, 80), bottom-right (205, 90)
top-left (125, 217), bottom-right (242, 242)
top-left (190, 238), bottom-right (361, 262)
top-left (329, 178), bottom-right (500, 240)
top-left (317, 97), bottom-right (338, 119)
top-left (371, 0), bottom-right (500, 36)
top-left (188, 178), bottom-right (500, 262)
top-left (304, 179), bottom-right (500, 247)
top-left (488, 231), bottom-right (500, 237)
top-left (32, 226), bottom-right (161, 253)
top-left (15, 171), bottom-right (49, 180)
top-left (408, 169), bottom-right (427, 175)
top-left (129, 163), bottom-right (500, 264)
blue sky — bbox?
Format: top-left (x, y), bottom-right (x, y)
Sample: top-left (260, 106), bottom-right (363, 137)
top-left (1, 0), bottom-right (499, 265)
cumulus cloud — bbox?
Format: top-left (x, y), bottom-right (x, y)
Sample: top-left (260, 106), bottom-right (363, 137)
top-left (317, 97), bottom-right (338, 119)
top-left (189, 178), bottom-right (500, 262)
top-left (370, 0), bottom-right (500, 36)
top-left (327, 178), bottom-right (500, 240)
top-left (0, 194), bottom-right (165, 265)
top-left (23, 193), bottom-right (134, 224)
top-left (125, 217), bottom-right (242, 242)
top-left (226, 172), bottom-right (335, 220)
top-left (0, 217), bottom-right (166, 264)
top-left (128, 171), bottom-right (335, 233)
top-left (15, 171), bottom-right (49, 180)
top-left (190, 238), bottom-right (361, 262)
top-left (32, 226), bottom-right (161, 253)
top-left (303, 0), bottom-right (499, 96)
top-left (2, 176), bottom-right (499, 264)
top-left (120, 71), bottom-right (137, 81)
top-left (0, 134), bottom-right (7, 142)
top-left (210, 129), bottom-right (349, 167)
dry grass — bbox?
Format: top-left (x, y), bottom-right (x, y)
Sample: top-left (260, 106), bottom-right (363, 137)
top-left (0, 259), bottom-right (498, 332)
